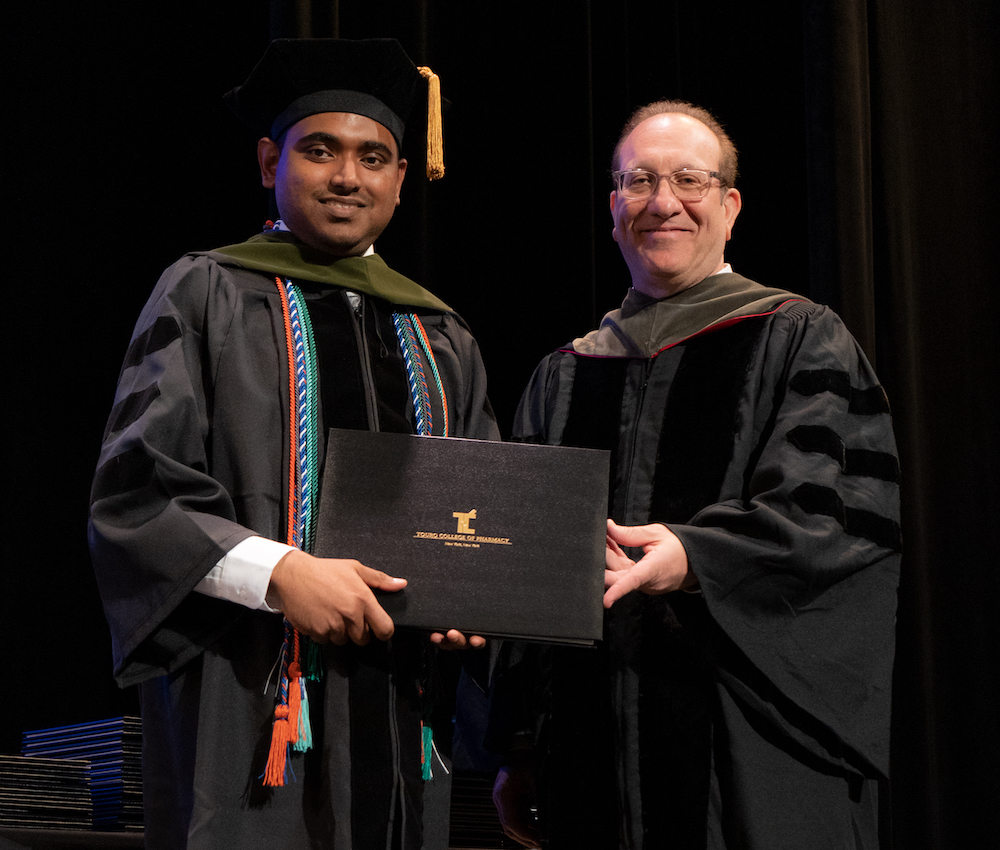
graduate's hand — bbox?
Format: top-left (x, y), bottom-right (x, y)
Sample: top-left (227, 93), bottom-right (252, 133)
top-left (429, 629), bottom-right (486, 650)
top-left (493, 759), bottom-right (541, 848)
top-left (268, 549), bottom-right (405, 646)
top-left (603, 519), bottom-right (696, 608)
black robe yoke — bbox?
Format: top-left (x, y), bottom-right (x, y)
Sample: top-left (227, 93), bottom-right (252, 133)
top-left (88, 244), bottom-right (498, 849)
top-left (491, 276), bottom-right (901, 849)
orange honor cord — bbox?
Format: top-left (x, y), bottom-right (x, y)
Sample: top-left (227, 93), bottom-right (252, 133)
top-left (263, 277), bottom-right (305, 788)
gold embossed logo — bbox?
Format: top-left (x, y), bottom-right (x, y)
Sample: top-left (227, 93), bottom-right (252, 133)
top-left (413, 509), bottom-right (512, 548)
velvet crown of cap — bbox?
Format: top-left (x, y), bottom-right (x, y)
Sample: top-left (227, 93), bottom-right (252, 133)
top-left (224, 38), bottom-right (423, 152)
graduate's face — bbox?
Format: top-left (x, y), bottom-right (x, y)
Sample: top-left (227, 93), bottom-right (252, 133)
top-left (258, 112), bottom-right (407, 258)
top-left (610, 113), bottom-right (741, 297)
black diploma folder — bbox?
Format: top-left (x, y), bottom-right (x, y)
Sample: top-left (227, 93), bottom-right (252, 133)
top-left (313, 429), bottom-right (610, 645)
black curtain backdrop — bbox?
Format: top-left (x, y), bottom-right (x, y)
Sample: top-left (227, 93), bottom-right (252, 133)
top-left (4, 2), bottom-right (996, 848)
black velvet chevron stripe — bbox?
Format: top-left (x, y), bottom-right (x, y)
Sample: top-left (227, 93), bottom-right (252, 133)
top-left (787, 425), bottom-right (900, 482)
top-left (123, 315), bottom-right (182, 369)
top-left (787, 424), bottom-right (845, 466)
top-left (791, 482), bottom-right (902, 551)
top-left (846, 448), bottom-right (901, 483)
top-left (104, 384), bottom-right (161, 438)
top-left (789, 368), bottom-right (891, 415)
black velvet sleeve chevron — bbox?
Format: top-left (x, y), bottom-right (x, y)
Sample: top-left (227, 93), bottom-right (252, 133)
top-left (786, 419), bottom-right (902, 552)
top-left (788, 366), bottom-right (892, 415)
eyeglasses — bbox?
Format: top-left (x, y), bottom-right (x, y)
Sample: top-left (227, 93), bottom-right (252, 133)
top-left (612, 168), bottom-right (725, 201)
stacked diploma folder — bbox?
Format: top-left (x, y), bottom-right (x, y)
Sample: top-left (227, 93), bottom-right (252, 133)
top-left (0, 716), bottom-right (142, 831)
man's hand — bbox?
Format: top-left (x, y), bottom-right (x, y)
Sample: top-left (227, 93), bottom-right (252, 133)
top-left (267, 549), bottom-right (404, 645)
top-left (603, 519), bottom-right (696, 608)
top-left (493, 760), bottom-right (541, 848)
top-left (429, 629), bottom-right (486, 649)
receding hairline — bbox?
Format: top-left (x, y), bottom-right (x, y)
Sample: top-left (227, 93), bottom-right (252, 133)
top-left (611, 100), bottom-right (739, 187)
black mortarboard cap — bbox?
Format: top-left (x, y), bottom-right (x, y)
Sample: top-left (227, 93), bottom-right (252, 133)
top-left (225, 38), bottom-right (444, 177)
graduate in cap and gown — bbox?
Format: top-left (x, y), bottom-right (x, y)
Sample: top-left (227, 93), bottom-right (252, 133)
top-left (88, 38), bottom-right (498, 850)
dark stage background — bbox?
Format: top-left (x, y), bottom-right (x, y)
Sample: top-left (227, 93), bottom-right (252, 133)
top-left (4, 2), bottom-right (997, 848)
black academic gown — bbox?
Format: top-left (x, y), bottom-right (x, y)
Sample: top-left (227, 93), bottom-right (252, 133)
top-left (488, 274), bottom-right (900, 850)
top-left (88, 232), bottom-right (499, 850)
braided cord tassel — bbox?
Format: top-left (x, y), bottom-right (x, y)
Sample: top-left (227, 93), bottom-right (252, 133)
top-left (411, 315), bottom-right (449, 437)
top-left (275, 281), bottom-right (298, 548)
top-left (288, 284), bottom-right (322, 706)
top-left (264, 279), bottom-right (320, 787)
top-left (287, 289), bottom-right (307, 548)
top-left (287, 285), bottom-right (320, 551)
top-left (299, 302), bottom-right (321, 553)
top-left (290, 629), bottom-right (312, 753)
top-left (392, 313), bottom-right (433, 435)
top-left (263, 622), bottom-right (296, 786)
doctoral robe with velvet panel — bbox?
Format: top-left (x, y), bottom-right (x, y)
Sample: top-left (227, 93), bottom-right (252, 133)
top-left (489, 274), bottom-right (901, 849)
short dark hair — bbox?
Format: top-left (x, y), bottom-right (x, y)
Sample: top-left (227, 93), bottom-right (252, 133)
top-left (612, 100), bottom-right (739, 188)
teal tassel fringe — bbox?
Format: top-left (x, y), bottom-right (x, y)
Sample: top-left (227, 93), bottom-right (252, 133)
top-left (294, 678), bottom-right (313, 753)
top-left (421, 723), bottom-right (434, 780)
top-left (304, 637), bottom-right (323, 682)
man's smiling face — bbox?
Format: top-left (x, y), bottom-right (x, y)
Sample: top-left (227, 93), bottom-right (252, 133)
top-left (258, 111), bottom-right (407, 257)
top-left (610, 112), bottom-right (741, 297)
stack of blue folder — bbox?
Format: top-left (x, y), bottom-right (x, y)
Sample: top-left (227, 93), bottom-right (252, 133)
top-left (16, 715), bottom-right (143, 830)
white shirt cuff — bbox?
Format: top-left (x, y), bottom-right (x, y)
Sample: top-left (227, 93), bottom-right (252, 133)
top-left (194, 537), bottom-right (295, 612)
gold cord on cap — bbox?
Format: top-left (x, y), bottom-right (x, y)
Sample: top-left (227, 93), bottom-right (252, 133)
top-left (418, 66), bottom-right (445, 180)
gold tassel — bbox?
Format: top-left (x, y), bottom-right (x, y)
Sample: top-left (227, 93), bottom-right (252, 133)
top-left (418, 66), bottom-right (445, 180)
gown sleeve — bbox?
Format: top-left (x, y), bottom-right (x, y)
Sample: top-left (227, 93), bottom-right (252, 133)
top-left (510, 351), bottom-right (567, 445)
top-left (88, 256), bottom-right (264, 686)
top-left (670, 302), bottom-right (901, 778)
